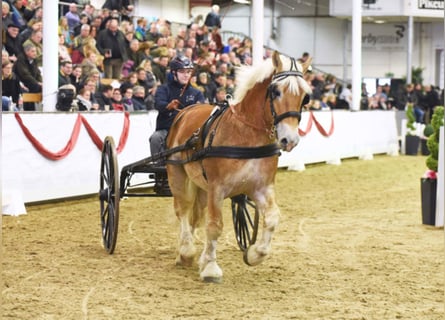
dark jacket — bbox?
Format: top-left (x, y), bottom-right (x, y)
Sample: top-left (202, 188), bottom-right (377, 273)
top-left (4, 32), bottom-right (22, 57)
top-left (59, 71), bottom-right (72, 87)
top-left (96, 28), bottom-right (128, 62)
top-left (94, 92), bottom-right (113, 110)
top-left (204, 12), bottom-right (221, 29)
top-left (102, 0), bottom-right (131, 11)
top-left (131, 96), bottom-right (147, 111)
top-left (154, 76), bottom-right (205, 130)
top-left (2, 73), bottom-right (22, 103)
top-left (151, 62), bottom-right (167, 85)
top-left (14, 54), bottom-right (42, 92)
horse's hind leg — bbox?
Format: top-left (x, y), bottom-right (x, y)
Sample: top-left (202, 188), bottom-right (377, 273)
top-left (244, 187), bottom-right (280, 266)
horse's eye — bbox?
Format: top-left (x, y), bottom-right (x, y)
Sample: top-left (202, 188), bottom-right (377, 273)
top-left (271, 86), bottom-right (281, 100)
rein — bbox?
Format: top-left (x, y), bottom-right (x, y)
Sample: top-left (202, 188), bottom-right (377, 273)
top-left (165, 58), bottom-right (306, 165)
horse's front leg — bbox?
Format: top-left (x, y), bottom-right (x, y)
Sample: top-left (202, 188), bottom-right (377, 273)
top-left (244, 187), bottom-right (280, 266)
top-left (198, 192), bottom-right (224, 283)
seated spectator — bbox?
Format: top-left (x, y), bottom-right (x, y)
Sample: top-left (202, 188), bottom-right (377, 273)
top-left (120, 71), bottom-right (138, 93)
top-left (402, 83), bottom-right (424, 122)
top-left (136, 67), bottom-right (155, 96)
top-left (81, 76), bottom-right (99, 105)
top-left (58, 16), bottom-right (73, 48)
top-left (94, 84), bottom-right (113, 110)
top-left (58, 33), bottom-right (72, 63)
top-left (326, 94), bottom-right (337, 109)
top-left (126, 39), bottom-right (144, 73)
top-left (4, 23), bottom-right (22, 60)
top-left (76, 87), bottom-right (93, 111)
top-left (80, 51), bottom-right (100, 80)
top-left (72, 23), bottom-right (93, 64)
top-left (423, 84), bottom-right (441, 123)
top-left (151, 55), bottom-right (169, 85)
top-left (70, 64), bottom-right (83, 93)
top-left (111, 88), bottom-right (124, 111)
top-left (11, 0), bottom-right (33, 30)
top-left (14, 43), bottom-right (42, 111)
top-left (368, 96), bottom-right (385, 110)
top-left (195, 71), bottom-right (215, 103)
top-left (22, 28), bottom-right (42, 66)
top-left (58, 60), bottom-right (73, 87)
top-left (121, 86), bottom-right (134, 111)
top-left (27, 6), bottom-right (43, 30)
top-left (131, 85), bottom-right (149, 111)
top-left (138, 41), bottom-right (154, 61)
top-left (214, 86), bottom-right (227, 104)
top-left (2, 60), bottom-right (22, 107)
top-left (134, 17), bottom-right (147, 41)
top-left (73, 14), bottom-right (89, 37)
top-left (145, 21), bottom-right (161, 43)
top-left (372, 85), bottom-right (387, 105)
top-left (2, 1), bottom-right (13, 31)
top-left (337, 83), bottom-right (352, 110)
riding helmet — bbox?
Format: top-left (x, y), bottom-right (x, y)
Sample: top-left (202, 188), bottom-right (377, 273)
top-left (170, 55), bottom-right (194, 71)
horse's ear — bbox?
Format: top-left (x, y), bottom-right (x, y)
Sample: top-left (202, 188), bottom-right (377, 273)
top-left (272, 51), bottom-right (282, 70)
top-left (302, 57), bottom-right (313, 74)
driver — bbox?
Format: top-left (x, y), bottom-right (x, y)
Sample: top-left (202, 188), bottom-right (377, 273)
top-left (149, 55), bottom-right (205, 158)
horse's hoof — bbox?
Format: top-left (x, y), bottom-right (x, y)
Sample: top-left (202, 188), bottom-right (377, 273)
top-left (243, 245), bottom-right (266, 266)
top-left (175, 255), bottom-right (194, 267)
top-left (199, 261), bottom-right (223, 283)
top-left (201, 276), bottom-right (223, 284)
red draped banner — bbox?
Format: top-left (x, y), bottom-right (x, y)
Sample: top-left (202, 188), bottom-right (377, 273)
top-left (298, 111), bottom-right (335, 137)
top-left (14, 112), bottom-right (130, 161)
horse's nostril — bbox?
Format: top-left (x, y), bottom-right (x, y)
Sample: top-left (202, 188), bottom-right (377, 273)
top-left (280, 138), bottom-right (288, 146)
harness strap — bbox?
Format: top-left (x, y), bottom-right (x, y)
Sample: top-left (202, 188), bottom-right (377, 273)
top-left (166, 143), bottom-right (281, 165)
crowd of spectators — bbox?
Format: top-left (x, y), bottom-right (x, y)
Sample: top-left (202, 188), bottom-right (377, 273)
top-left (2, 0), bottom-right (444, 115)
top-left (303, 64), bottom-right (444, 124)
top-left (2, 1), bottom-right (256, 112)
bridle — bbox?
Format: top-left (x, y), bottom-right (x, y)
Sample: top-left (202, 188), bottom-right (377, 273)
top-left (267, 57), bottom-right (305, 126)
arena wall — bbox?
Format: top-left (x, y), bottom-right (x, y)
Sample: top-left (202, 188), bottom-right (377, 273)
top-left (2, 110), bottom-right (398, 207)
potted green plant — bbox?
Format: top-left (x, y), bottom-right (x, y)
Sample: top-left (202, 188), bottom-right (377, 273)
top-left (421, 106), bottom-right (444, 225)
top-left (405, 103), bottom-right (420, 155)
top-left (420, 123), bottom-right (434, 155)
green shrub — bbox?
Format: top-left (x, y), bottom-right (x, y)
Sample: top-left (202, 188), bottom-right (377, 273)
top-left (406, 103), bottom-right (416, 134)
top-left (426, 106), bottom-right (444, 172)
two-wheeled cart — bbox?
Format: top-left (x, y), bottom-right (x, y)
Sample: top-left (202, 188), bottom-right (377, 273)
top-left (98, 136), bottom-right (259, 254)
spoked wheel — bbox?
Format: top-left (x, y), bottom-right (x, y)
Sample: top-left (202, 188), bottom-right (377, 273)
top-left (231, 194), bottom-right (259, 252)
top-left (99, 136), bottom-right (120, 254)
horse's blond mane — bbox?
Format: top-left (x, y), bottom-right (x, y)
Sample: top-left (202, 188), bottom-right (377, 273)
top-left (230, 55), bottom-right (311, 105)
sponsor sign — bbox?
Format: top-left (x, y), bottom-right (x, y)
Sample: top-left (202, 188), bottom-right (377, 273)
top-left (418, 0), bottom-right (444, 9)
top-left (360, 23), bottom-right (408, 51)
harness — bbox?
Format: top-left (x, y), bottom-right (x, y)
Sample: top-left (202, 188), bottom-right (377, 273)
top-left (164, 59), bottom-right (305, 168)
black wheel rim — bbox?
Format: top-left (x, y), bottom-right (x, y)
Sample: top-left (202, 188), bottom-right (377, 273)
top-left (231, 194), bottom-right (259, 251)
top-left (99, 136), bottom-right (120, 254)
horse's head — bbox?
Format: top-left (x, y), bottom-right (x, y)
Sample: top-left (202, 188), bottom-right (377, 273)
top-left (269, 51), bottom-right (312, 151)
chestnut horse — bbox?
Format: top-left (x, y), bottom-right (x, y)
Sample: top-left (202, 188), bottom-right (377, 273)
top-left (166, 51), bottom-right (312, 282)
